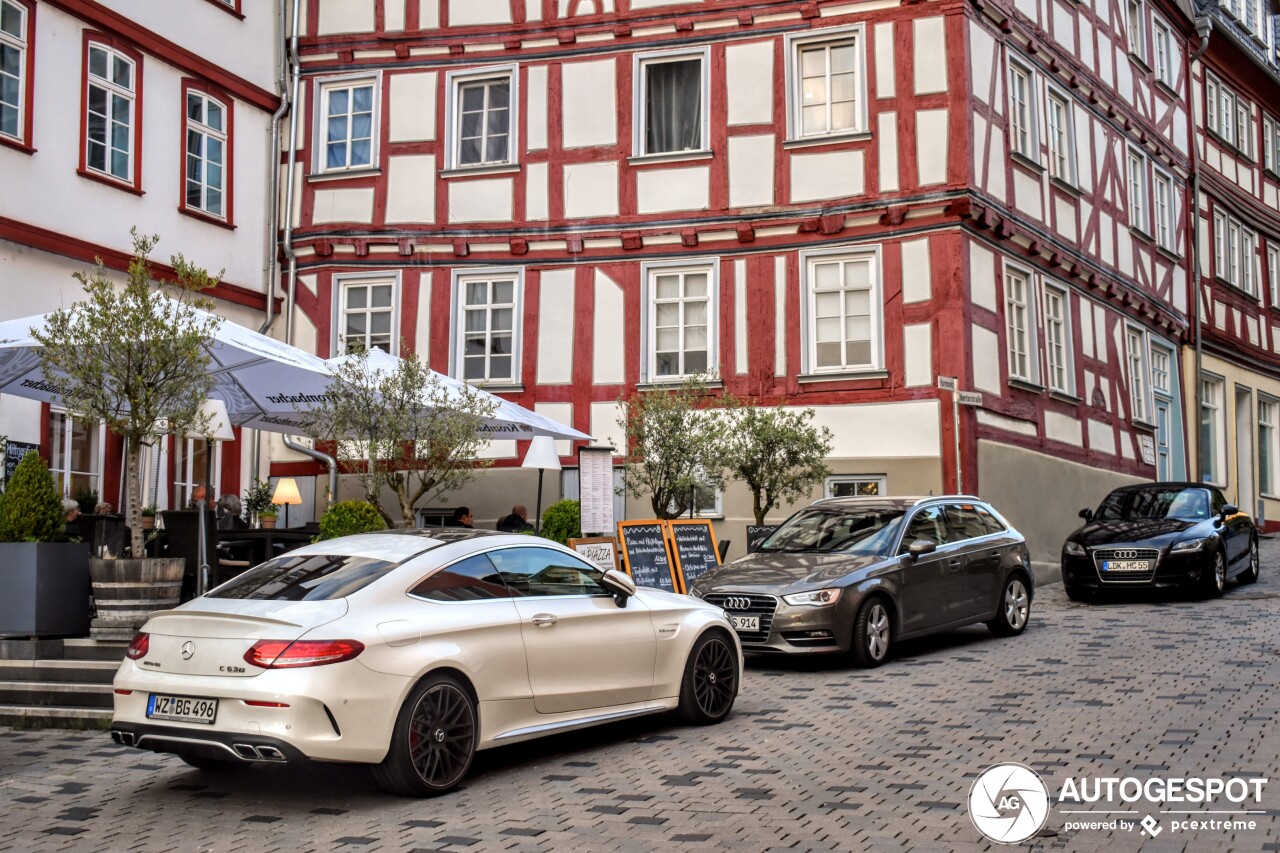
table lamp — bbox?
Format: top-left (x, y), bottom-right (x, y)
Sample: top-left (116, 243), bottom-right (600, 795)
top-left (521, 436), bottom-right (562, 534)
top-left (271, 477), bottom-right (303, 529)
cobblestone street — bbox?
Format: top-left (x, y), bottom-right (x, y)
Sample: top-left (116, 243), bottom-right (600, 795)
top-left (4, 543), bottom-right (1280, 853)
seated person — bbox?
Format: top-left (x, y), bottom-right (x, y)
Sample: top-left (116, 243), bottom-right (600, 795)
top-left (216, 494), bottom-right (246, 530)
top-left (496, 504), bottom-right (534, 533)
top-left (451, 506), bottom-right (474, 529)
top-left (94, 501), bottom-right (113, 515)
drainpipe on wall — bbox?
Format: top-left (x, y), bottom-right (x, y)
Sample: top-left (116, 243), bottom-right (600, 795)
top-left (1188, 17), bottom-right (1212, 483)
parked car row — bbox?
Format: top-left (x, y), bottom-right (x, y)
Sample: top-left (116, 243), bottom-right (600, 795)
top-left (109, 484), bottom-right (1258, 797)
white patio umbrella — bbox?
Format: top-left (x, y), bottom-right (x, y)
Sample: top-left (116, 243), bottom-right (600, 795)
top-left (323, 348), bottom-right (590, 441)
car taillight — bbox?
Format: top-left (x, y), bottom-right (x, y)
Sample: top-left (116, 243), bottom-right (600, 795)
top-left (243, 639), bottom-right (365, 669)
top-left (126, 633), bottom-right (149, 660)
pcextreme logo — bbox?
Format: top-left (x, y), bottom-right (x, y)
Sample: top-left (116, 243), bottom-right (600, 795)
top-left (968, 763), bottom-right (1051, 844)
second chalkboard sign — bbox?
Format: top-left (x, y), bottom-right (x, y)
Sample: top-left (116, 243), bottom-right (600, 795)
top-left (668, 519), bottom-right (721, 591)
top-left (616, 521), bottom-right (680, 593)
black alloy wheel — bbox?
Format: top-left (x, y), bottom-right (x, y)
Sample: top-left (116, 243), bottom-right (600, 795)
top-left (374, 674), bottom-right (477, 796)
top-left (1202, 550), bottom-right (1227, 599)
top-left (1240, 538), bottom-right (1260, 585)
top-left (678, 631), bottom-right (739, 724)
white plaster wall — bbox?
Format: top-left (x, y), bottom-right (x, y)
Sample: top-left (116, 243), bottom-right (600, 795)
top-left (734, 259), bottom-right (748, 375)
top-left (535, 402), bottom-right (574, 456)
top-left (874, 22), bottom-right (896, 99)
top-left (526, 163), bottom-right (549, 221)
top-left (537, 270), bottom-right (575, 385)
top-left (562, 60), bottom-right (617, 148)
top-left (1045, 410), bottom-right (1084, 446)
top-left (589, 401), bottom-right (626, 452)
top-left (389, 72), bottom-right (437, 141)
top-left (527, 66), bottom-right (549, 151)
top-left (1088, 419), bottom-right (1116, 455)
top-left (878, 112), bottom-right (899, 192)
top-left (1012, 169), bottom-right (1044, 220)
top-left (903, 324), bottom-right (933, 387)
top-left (913, 18), bottom-right (948, 95)
top-left (775, 257), bottom-right (787, 377)
top-left (726, 42), bottom-right (774, 126)
top-left (313, 188), bottom-right (375, 224)
top-left (969, 243), bottom-right (997, 313)
top-left (564, 162), bottom-right (620, 218)
top-left (448, 0), bottom-right (511, 26)
top-left (317, 0), bottom-right (376, 34)
top-left (972, 325), bottom-right (1002, 393)
top-left (916, 110), bottom-right (949, 186)
top-left (969, 22), bottom-right (995, 105)
top-left (1054, 196), bottom-right (1077, 242)
top-left (637, 167), bottom-right (710, 214)
top-left (728, 135), bottom-right (775, 208)
top-left (386, 0), bottom-right (406, 30)
top-left (790, 150), bottom-right (864, 202)
top-left (901, 238), bottom-right (931, 303)
top-left (801, 401), bottom-right (941, 458)
top-left (448, 178), bottom-right (514, 223)
top-left (593, 270), bottom-right (625, 384)
top-left (385, 157), bottom-right (437, 223)
top-left (414, 274), bottom-right (431, 355)
top-left (0, 394), bottom-right (44, 445)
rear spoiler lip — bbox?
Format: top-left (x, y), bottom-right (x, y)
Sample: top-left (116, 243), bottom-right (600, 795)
top-left (144, 610), bottom-right (309, 629)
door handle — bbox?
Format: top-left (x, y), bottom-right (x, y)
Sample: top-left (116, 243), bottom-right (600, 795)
top-left (948, 559), bottom-right (962, 571)
top-left (531, 613), bottom-right (558, 628)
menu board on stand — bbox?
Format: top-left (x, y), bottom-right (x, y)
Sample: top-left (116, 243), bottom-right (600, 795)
top-left (667, 519), bottom-right (721, 590)
top-left (616, 521), bottom-right (680, 593)
top-left (578, 446), bottom-right (615, 535)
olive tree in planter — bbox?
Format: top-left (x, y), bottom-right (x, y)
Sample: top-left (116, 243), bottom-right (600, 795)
top-left (33, 230), bottom-right (220, 640)
top-left (0, 453), bottom-right (91, 638)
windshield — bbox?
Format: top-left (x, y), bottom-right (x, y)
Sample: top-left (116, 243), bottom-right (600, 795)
top-left (758, 507), bottom-right (907, 556)
top-left (1095, 488), bottom-right (1212, 522)
top-left (209, 553), bottom-right (400, 601)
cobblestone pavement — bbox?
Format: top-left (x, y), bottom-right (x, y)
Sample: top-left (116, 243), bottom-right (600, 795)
top-left (4, 542), bottom-right (1280, 853)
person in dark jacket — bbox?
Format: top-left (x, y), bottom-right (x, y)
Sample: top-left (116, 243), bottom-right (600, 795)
top-left (452, 506), bottom-right (474, 528)
top-left (496, 505), bottom-right (533, 533)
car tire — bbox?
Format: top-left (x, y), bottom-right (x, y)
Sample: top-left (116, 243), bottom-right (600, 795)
top-left (988, 573), bottom-right (1032, 637)
top-left (849, 596), bottom-right (893, 669)
top-left (180, 754), bottom-right (249, 773)
top-left (372, 673), bottom-right (477, 797)
top-left (1239, 538), bottom-right (1260, 586)
top-left (677, 629), bottom-right (739, 725)
top-left (1201, 549), bottom-right (1227, 599)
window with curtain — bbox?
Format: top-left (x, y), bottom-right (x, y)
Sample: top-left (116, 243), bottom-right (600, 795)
top-left (319, 79), bottom-right (374, 172)
top-left (639, 54), bottom-right (704, 155)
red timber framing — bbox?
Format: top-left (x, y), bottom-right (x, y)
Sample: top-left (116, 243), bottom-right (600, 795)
top-left (279, 0), bottom-right (1198, 495)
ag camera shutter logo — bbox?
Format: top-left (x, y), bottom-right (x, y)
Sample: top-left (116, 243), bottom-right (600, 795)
top-left (969, 763), bottom-right (1051, 843)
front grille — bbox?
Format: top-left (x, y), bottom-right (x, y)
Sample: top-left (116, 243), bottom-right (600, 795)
top-left (703, 593), bottom-right (778, 644)
top-left (1090, 547), bottom-right (1160, 583)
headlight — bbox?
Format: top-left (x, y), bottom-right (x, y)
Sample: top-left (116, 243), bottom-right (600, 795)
top-left (782, 588), bottom-right (843, 607)
top-left (1171, 538), bottom-right (1207, 552)
top-left (1064, 541), bottom-right (1086, 557)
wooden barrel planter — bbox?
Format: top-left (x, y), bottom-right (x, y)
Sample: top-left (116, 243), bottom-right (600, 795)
top-left (89, 557), bottom-right (185, 641)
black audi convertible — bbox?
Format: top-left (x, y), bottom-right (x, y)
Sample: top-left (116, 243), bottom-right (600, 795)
top-left (1061, 483), bottom-right (1258, 600)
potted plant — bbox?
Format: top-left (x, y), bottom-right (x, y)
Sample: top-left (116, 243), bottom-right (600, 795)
top-left (315, 500), bottom-right (386, 541)
top-left (259, 507), bottom-right (279, 530)
top-left (74, 486), bottom-right (100, 516)
top-left (33, 230), bottom-right (220, 640)
top-left (139, 505), bottom-right (157, 531)
top-left (242, 479), bottom-right (273, 527)
top-left (0, 453), bottom-right (92, 638)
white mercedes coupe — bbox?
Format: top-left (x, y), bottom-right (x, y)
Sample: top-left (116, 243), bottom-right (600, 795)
top-left (110, 529), bottom-right (742, 796)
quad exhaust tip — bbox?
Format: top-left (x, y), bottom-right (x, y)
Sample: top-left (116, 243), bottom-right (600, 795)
top-left (233, 743), bottom-right (287, 762)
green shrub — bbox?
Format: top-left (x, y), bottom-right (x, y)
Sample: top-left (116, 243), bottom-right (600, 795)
top-left (0, 453), bottom-right (65, 543)
top-left (539, 499), bottom-right (581, 545)
top-left (316, 500), bottom-right (388, 541)
top-left (74, 486), bottom-right (99, 515)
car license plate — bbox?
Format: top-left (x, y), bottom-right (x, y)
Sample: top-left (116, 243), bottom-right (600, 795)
top-left (1102, 559), bottom-right (1150, 572)
top-left (146, 693), bottom-right (218, 725)
top-left (729, 615), bottom-right (760, 632)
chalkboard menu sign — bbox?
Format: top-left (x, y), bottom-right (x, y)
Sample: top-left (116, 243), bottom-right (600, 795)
top-left (746, 525), bottom-right (779, 554)
top-left (668, 519), bottom-right (720, 590)
top-left (4, 440), bottom-right (39, 483)
top-left (616, 521), bottom-right (679, 593)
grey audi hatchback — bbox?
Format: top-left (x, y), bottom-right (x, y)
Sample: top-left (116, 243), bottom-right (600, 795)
top-left (688, 496), bottom-right (1034, 667)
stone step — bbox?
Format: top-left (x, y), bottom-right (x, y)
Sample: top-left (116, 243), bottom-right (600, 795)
top-left (0, 680), bottom-right (114, 709)
top-left (0, 703), bottom-right (112, 728)
top-left (62, 639), bottom-right (130, 662)
top-left (0, 659), bottom-right (120, 685)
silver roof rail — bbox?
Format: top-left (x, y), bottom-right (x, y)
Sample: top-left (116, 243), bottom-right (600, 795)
top-left (912, 494), bottom-right (985, 506)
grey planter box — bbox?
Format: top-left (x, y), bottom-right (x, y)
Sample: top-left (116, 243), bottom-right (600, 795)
top-left (0, 542), bottom-right (92, 638)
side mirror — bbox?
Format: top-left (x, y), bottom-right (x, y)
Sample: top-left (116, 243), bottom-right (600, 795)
top-left (1222, 504), bottom-right (1238, 517)
top-left (907, 539), bottom-right (937, 559)
top-left (1079, 508), bottom-right (1094, 522)
top-left (600, 568), bottom-right (637, 607)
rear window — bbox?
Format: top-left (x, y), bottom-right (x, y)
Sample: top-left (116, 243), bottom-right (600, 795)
top-left (210, 553), bottom-right (400, 601)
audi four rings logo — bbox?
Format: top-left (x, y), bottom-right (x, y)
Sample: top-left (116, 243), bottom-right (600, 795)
top-left (723, 597), bottom-right (753, 611)
top-left (1112, 549), bottom-right (1140, 559)
top-left (180, 641), bottom-right (195, 660)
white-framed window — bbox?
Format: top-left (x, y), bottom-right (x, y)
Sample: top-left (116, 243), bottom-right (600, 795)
top-left (336, 275), bottom-right (398, 355)
top-left (1008, 58), bottom-right (1037, 161)
top-left (1152, 16), bottom-right (1174, 87)
top-left (1153, 168), bottom-right (1175, 252)
top-left (454, 270), bottom-right (522, 384)
top-left (445, 65), bottom-right (517, 170)
top-left (1264, 115), bottom-right (1280, 175)
top-left (47, 410), bottom-right (104, 499)
top-left (800, 246), bottom-right (883, 375)
top-left (1042, 283), bottom-right (1074, 395)
top-left (1269, 243), bottom-right (1279, 306)
top-left (786, 26), bottom-right (867, 140)
top-left (1151, 345), bottom-right (1171, 395)
top-left (1045, 89), bottom-right (1076, 184)
top-left (315, 76), bottom-right (378, 174)
top-left (172, 436), bottom-right (221, 511)
top-left (1126, 0), bottom-right (1147, 63)
top-left (1004, 266), bottom-right (1038, 383)
top-left (634, 47), bottom-right (709, 157)
top-left (1241, 229), bottom-right (1257, 296)
top-left (1214, 207), bottom-right (1259, 296)
top-left (825, 475), bottom-right (887, 498)
top-left (183, 87), bottom-right (228, 219)
top-left (642, 260), bottom-right (717, 381)
top-left (1260, 397), bottom-right (1279, 496)
top-left (1127, 148), bottom-right (1149, 234)
top-left (669, 479), bottom-right (723, 518)
top-left (1207, 74), bottom-right (1251, 156)
top-left (1214, 210), bottom-right (1226, 277)
top-left (0, 0), bottom-right (30, 144)
top-left (1126, 327), bottom-right (1151, 423)
top-left (1200, 374), bottom-right (1225, 485)
top-left (85, 42), bottom-right (137, 183)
